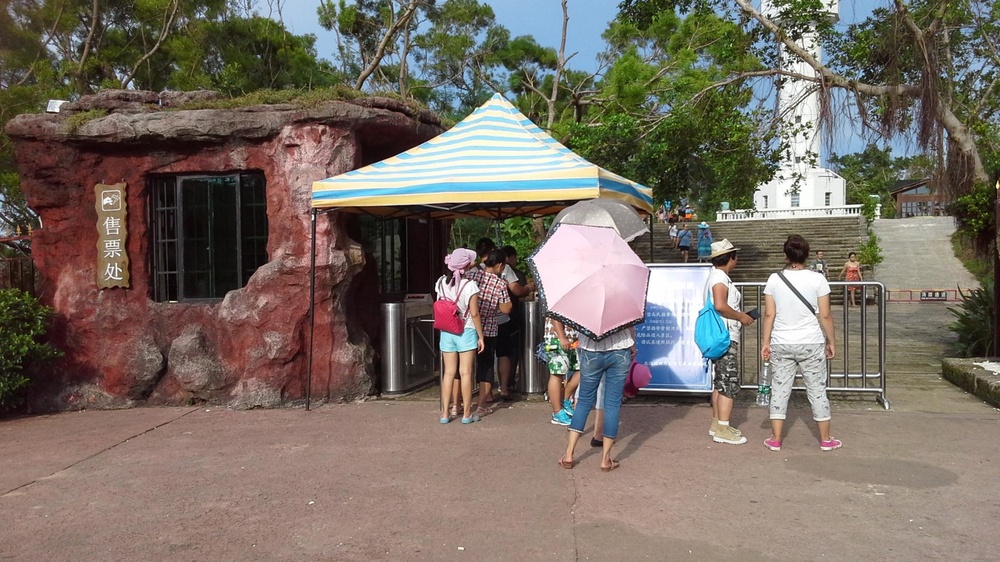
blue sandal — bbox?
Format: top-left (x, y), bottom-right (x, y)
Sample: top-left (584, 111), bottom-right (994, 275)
top-left (461, 414), bottom-right (481, 424)
top-left (439, 417), bottom-right (450, 424)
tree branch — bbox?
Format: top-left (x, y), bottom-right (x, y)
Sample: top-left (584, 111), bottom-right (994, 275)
top-left (546, 0), bottom-right (570, 129)
top-left (354, 0), bottom-right (421, 91)
top-left (735, 0), bottom-right (986, 184)
top-left (732, 0), bottom-right (919, 98)
top-left (119, 0), bottom-right (180, 89)
top-left (923, 0), bottom-right (951, 36)
top-left (16, 1), bottom-right (67, 87)
top-left (76, 0), bottom-right (102, 92)
top-left (893, 0), bottom-right (935, 79)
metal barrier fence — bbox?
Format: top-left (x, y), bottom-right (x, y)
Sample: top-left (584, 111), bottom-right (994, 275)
top-left (0, 255), bottom-right (38, 297)
top-left (734, 280), bottom-right (889, 410)
top-left (886, 288), bottom-right (961, 303)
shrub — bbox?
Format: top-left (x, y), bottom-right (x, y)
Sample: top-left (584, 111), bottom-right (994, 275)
top-left (0, 289), bottom-right (61, 410)
top-left (63, 109), bottom-right (109, 133)
top-left (860, 197), bottom-right (880, 227)
top-left (948, 181), bottom-right (995, 256)
top-left (948, 279), bottom-right (995, 357)
top-left (857, 231), bottom-right (884, 272)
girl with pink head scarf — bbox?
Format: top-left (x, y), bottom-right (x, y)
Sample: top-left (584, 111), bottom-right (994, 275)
top-left (436, 248), bottom-right (484, 425)
top-left (444, 248), bottom-right (478, 286)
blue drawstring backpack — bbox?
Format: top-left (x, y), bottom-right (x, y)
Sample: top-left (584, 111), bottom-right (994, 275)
top-left (694, 285), bottom-right (730, 360)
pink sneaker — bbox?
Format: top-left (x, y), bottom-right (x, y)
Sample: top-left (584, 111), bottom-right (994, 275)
top-left (820, 438), bottom-right (842, 451)
top-left (763, 438), bottom-right (781, 451)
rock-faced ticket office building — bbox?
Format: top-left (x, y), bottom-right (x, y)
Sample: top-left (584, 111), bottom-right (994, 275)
top-left (5, 90), bottom-right (443, 410)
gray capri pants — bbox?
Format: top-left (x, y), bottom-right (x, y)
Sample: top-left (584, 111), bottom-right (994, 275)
top-left (768, 343), bottom-right (831, 422)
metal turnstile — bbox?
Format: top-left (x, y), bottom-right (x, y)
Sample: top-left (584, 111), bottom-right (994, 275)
top-left (381, 298), bottom-right (438, 394)
top-left (518, 299), bottom-right (547, 394)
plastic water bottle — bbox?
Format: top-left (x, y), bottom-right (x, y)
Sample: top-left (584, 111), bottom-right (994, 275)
top-left (756, 362), bottom-right (771, 407)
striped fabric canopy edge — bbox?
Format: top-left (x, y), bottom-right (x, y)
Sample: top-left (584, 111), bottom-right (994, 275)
top-left (311, 93), bottom-right (653, 217)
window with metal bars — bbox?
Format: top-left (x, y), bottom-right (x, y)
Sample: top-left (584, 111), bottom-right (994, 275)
top-left (149, 172), bottom-right (268, 302)
top-left (357, 215), bottom-right (406, 294)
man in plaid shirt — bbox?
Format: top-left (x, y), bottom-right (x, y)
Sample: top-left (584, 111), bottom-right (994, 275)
top-left (463, 248), bottom-right (512, 416)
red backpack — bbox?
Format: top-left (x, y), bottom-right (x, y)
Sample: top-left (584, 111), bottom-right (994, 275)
top-left (433, 279), bottom-right (469, 335)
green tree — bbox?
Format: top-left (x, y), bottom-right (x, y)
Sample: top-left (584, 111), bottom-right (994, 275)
top-left (617, 0), bottom-right (1000, 198)
top-left (2, 0), bottom-right (232, 94)
top-left (829, 145), bottom-right (935, 217)
top-left (567, 9), bottom-right (779, 212)
top-left (317, 0), bottom-right (427, 91)
top-left (408, 0), bottom-right (508, 117)
top-left (0, 0), bottom-right (338, 236)
top-left (175, 15), bottom-right (340, 95)
top-left (317, 0), bottom-right (513, 119)
top-left (0, 288), bottom-right (61, 410)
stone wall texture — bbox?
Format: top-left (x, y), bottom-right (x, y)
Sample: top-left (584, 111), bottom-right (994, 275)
top-left (5, 90), bottom-right (442, 410)
top-left (941, 358), bottom-right (1000, 409)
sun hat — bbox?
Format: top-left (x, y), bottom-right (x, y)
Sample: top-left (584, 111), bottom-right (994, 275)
top-left (707, 239), bottom-right (739, 259)
top-left (624, 361), bottom-right (652, 398)
top-left (698, 221), bottom-right (710, 229)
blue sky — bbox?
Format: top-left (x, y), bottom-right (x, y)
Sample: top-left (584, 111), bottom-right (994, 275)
top-left (283, 1), bottom-right (889, 73)
top-left (282, 1), bottom-right (619, 73)
top-left (281, 1), bottom-right (900, 158)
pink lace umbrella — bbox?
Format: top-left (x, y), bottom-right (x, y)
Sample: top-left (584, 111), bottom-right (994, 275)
top-left (527, 223), bottom-right (650, 340)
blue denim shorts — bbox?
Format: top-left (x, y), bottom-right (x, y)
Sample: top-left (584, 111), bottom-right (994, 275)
top-left (439, 327), bottom-right (478, 353)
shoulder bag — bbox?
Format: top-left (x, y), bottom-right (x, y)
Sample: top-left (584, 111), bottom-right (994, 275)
top-left (694, 280), bottom-right (731, 360)
top-left (433, 279), bottom-right (470, 335)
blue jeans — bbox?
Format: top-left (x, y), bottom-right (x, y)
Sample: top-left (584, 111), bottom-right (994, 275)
top-left (569, 349), bottom-right (630, 439)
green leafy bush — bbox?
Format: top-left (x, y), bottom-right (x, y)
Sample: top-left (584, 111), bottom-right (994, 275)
top-left (0, 289), bottom-right (61, 410)
top-left (948, 181), bottom-right (995, 256)
top-left (860, 197), bottom-right (880, 227)
top-left (857, 231), bottom-right (884, 272)
top-left (948, 279), bottom-right (995, 357)
top-left (449, 217), bottom-right (546, 260)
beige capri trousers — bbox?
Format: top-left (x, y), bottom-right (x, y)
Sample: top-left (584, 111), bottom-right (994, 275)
top-left (768, 343), bottom-right (831, 422)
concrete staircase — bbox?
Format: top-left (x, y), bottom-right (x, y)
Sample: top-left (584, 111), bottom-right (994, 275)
top-left (631, 216), bottom-right (867, 304)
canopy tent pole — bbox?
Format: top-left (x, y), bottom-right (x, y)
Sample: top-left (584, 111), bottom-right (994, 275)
top-left (306, 208), bottom-right (318, 410)
top-left (492, 214), bottom-right (503, 246)
top-left (648, 215), bottom-right (653, 261)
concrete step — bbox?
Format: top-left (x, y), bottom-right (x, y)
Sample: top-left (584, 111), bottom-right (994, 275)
top-left (632, 216), bottom-right (867, 306)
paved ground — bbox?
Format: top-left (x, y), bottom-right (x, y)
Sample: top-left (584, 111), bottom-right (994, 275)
top-left (2, 386), bottom-right (998, 562)
top-left (3, 220), bottom-right (998, 561)
top-left (872, 216), bottom-right (979, 292)
top-left (2, 302), bottom-right (998, 562)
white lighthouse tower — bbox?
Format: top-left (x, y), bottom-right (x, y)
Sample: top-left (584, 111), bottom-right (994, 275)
top-left (754, 0), bottom-right (846, 212)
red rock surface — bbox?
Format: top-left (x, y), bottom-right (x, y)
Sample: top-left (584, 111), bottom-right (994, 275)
top-left (5, 90), bottom-right (442, 410)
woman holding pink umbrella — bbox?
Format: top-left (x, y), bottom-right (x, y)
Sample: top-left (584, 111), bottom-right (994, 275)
top-left (558, 327), bottom-right (636, 472)
top-left (529, 211), bottom-right (651, 472)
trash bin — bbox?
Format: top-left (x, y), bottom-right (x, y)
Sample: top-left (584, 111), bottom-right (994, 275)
top-left (381, 298), bottom-right (438, 394)
top-left (518, 299), bottom-right (547, 394)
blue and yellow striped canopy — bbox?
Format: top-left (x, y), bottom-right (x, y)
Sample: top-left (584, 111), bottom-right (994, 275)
top-left (311, 94), bottom-right (653, 218)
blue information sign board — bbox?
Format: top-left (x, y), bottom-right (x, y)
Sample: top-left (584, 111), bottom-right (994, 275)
top-left (634, 264), bottom-right (713, 392)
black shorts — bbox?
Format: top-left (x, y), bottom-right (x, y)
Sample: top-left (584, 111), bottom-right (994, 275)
top-left (454, 336), bottom-right (497, 382)
top-left (475, 336), bottom-right (497, 383)
top-left (495, 320), bottom-right (519, 358)
top-left (678, 245), bottom-right (690, 251)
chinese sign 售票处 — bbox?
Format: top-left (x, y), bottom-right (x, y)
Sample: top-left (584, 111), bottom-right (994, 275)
top-left (95, 182), bottom-right (130, 289)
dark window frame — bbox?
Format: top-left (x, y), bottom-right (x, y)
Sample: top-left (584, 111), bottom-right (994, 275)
top-left (148, 172), bottom-right (268, 303)
top-left (358, 215), bottom-right (407, 295)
